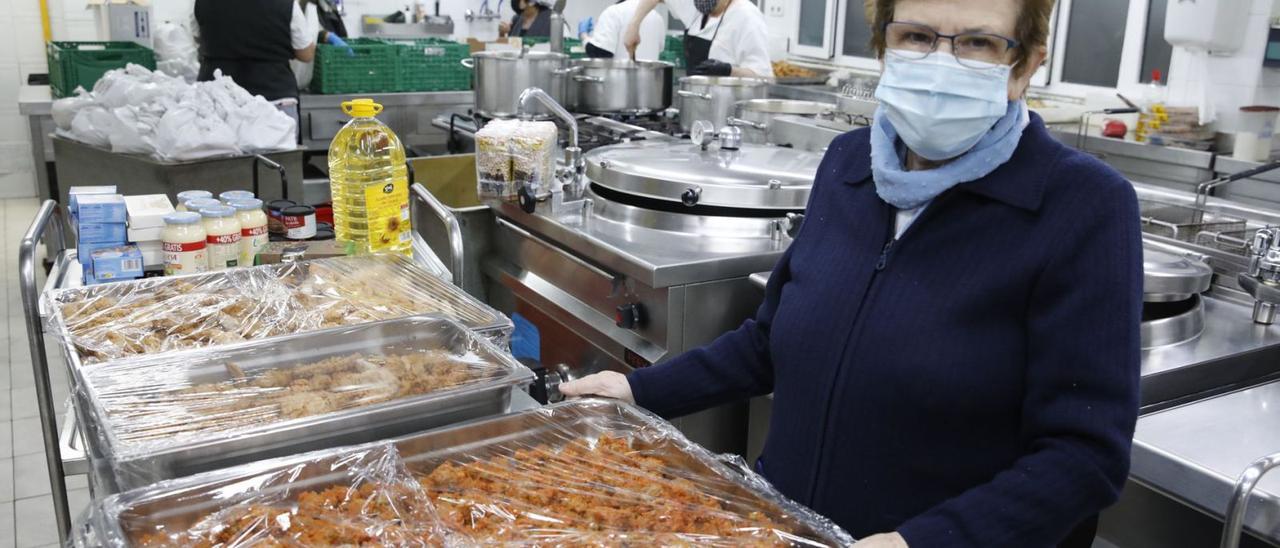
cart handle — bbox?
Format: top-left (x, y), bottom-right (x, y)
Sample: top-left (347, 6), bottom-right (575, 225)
top-left (253, 154), bottom-right (290, 201)
top-left (407, 175), bottom-right (465, 288)
top-left (18, 200), bottom-right (74, 544)
top-left (1221, 451), bottom-right (1280, 548)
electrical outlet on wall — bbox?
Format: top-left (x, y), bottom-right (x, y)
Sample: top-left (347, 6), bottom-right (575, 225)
top-left (767, 3), bottom-right (783, 17)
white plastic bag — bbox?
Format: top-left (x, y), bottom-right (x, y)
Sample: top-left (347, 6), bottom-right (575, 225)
top-left (50, 90), bottom-right (95, 130)
top-left (155, 106), bottom-right (241, 161)
top-left (227, 97), bottom-right (297, 153)
top-left (153, 22), bottom-right (200, 83)
top-left (66, 106), bottom-right (115, 148)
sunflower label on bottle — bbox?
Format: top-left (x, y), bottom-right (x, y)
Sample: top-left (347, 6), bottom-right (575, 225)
top-left (364, 179), bottom-right (412, 252)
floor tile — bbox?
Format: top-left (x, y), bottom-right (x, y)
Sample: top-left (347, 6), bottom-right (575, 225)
top-left (0, 423), bottom-right (11, 459)
top-left (10, 419), bottom-right (43, 457)
top-left (0, 459), bottom-right (11, 503)
top-left (65, 488), bottom-right (89, 525)
top-left (0, 502), bottom-right (13, 548)
top-left (12, 454), bottom-right (47, 499)
top-left (7, 389), bottom-right (30, 420)
top-left (0, 391), bottom-right (9, 421)
top-left (13, 495), bottom-right (57, 548)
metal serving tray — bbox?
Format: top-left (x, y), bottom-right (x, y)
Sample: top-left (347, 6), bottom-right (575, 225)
top-left (43, 253), bottom-right (513, 373)
top-left (76, 316), bottom-right (533, 493)
top-left (393, 398), bottom-right (853, 546)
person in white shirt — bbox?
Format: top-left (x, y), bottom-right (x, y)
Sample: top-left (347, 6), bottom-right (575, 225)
top-left (622, 0), bottom-right (772, 77)
top-left (586, 0), bottom-right (666, 61)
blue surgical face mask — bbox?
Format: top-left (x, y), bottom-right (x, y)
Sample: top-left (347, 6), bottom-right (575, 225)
top-left (874, 50), bottom-right (1012, 161)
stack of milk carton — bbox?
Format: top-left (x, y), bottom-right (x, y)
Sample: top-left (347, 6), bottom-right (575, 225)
top-left (69, 186), bottom-right (141, 285)
top-left (124, 194), bottom-right (175, 269)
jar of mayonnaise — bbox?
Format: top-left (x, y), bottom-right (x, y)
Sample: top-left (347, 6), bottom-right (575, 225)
top-left (220, 190), bottom-right (255, 203)
top-left (175, 190), bottom-right (213, 212)
top-left (200, 205), bottom-right (242, 270)
top-left (162, 211), bottom-right (208, 276)
top-left (228, 199), bottom-right (269, 266)
top-left (184, 198), bottom-right (222, 214)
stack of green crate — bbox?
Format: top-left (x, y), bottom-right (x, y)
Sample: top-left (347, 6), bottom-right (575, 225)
top-left (388, 38), bottom-right (472, 92)
top-left (563, 38), bottom-right (586, 59)
top-left (660, 34), bottom-right (685, 68)
top-left (311, 38), bottom-right (397, 94)
top-left (47, 41), bottom-right (156, 98)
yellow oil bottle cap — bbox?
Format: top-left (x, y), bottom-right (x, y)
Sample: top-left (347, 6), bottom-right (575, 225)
top-left (341, 98), bottom-right (384, 117)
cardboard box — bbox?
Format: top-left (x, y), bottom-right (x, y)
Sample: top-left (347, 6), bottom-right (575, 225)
top-left (125, 194), bottom-right (174, 229)
top-left (91, 244), bottom-right (144, 280)
top-left (77, 194), bottom-right (127, 223)
top-left (255, 240), bottom-right (348, 265)
top-left (78, 222), bottom-right (128, 244)
top-left (78, 240), bottom-right (126, 264)
top-left (68, 186), bottom-right (118, 213)
top-left (126, 225), bottom-right (164, 242)
top-left (135, 240), bottom-right (163, 266)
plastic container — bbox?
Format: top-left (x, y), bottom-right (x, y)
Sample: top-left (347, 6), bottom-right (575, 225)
top-left (311, 38), bottom-right (397, 94)
top-left (182, 198), bottom-right (222, 214)
top-left (175, 190), bottom-right (213, 212)
top-left (389, 38), bottom-right (471, 92)
top-left (46, 41), bottom-right (156, 98)
top-left (282, 205), bottom-right (317, 240)
top-left (1233, 106), bottom-right (1279, 162)
top-left (219, 190), bottom-right (255, 203)
top-left (328, 99), bottom-right (411, 255)
top-left (199, 205), bottom-right (242, 270)
top-left (161, 212), bottom-right (208, 276)
top-left (229, 199), bottom-right (269, 266)
top-left (266, 199), bottom-right (296, 234)
top-left (1136, 70), bottom-right (1169, 143)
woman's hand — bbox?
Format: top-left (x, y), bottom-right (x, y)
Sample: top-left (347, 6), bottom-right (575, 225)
top-left (852, 533), bottom-right (908, 548)
top-left (498, 20), bottom-right (512, 37)
top-left (558, 371), bottom-right (635, 404)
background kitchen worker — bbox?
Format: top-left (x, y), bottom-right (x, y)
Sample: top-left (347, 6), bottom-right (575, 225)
top-left (621, 0), bottom-right (771, 77)
top-left (563, 0), bottom-right (1141, 546)
top-left (499, 0), bottom-right (554, 38)
top-left (586, 0), bottom-right (666, 60)
top-left (193, 0), bottom-right (315, 102)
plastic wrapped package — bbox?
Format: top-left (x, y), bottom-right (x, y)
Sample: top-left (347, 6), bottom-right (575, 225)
top-left (76, 316), bottom-right (533, 491)
top-left (43, 254), bottom-right (512, 369)
top-left (396, 398), bottom-right (854, 546)
top-left (474, 119), bottom-right (558, 202)
top-left (76, 442), bottom-right (445, 547)
top-left (77, 399), bottom-right (852, 547)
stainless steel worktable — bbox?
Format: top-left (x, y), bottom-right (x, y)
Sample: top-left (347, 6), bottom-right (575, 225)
top-left (1130, 379), bottom-right (1280, 544)
top-left (299, 90), bottom-right (473, 151)
top-left (18, 85), bottom-right (56, 202)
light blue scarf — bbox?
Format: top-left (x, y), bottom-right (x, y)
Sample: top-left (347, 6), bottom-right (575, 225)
top-left (870, 100), bottom-right (1027, 209)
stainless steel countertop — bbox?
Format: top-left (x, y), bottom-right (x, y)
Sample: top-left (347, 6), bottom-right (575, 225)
top-left (1131, 379), bottom-right (1280, 542)
top-left (19, 85), bottom-right (53, 116)
top-left (1217, 157), bottom-right (1280, 182)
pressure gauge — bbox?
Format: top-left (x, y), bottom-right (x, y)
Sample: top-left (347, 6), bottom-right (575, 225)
top-left (689, 120), bottom-right (715, 148)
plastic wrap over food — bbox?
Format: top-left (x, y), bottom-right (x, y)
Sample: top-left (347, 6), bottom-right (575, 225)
top-left (80, 399), bottom-right (851, 547)
top-left (43, 254), bottom-right (511, 367)
top-left (474, 119), bottom-right (557, 202)
top-left (399, 398), bottom-right (854, 546)
top-left (79, 442), bottom-right (444, 547)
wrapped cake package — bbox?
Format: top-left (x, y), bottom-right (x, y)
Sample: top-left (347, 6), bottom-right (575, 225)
top-left (474, 119), bottom-right (558, 202)
top-left (78, 399), bottom-right (852, 547)
top-left (76, 316), bottom-right (533, 491)
top-left (42, 254), bottom-right (511, 369)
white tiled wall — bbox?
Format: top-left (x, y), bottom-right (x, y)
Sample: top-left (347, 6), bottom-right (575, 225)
top-left (2, 0), bottom-right (102, 199)
top-left (1165, 0), bottom-right (1280, 130)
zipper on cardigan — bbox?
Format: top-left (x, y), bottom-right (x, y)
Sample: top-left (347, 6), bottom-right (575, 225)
top-left (875, 240), bottom-right (894, 270)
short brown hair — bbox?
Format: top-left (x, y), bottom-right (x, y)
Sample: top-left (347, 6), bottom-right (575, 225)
top-left (866, 0), bottom-right (1055, 77)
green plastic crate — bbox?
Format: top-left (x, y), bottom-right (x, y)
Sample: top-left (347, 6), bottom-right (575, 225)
top-left (47, 41), bottom-right (156, 98)
top-left (661, 35), bottom-right (685, 68)
top-left (311, 38), bottom-right (397, 94)
top-left (385, 38), bottom-right (472, 92)
top-left (519, 36), bottom-right (584, 58)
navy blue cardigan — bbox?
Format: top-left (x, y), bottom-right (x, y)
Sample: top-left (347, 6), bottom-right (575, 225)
top-left (628, 114), bottom-right (1143, 547)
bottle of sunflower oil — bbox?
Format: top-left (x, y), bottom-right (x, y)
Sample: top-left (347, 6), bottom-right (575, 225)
top-left (328, 98), bottom-right (412, 256)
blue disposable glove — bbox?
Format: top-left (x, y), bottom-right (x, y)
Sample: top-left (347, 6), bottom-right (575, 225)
top-left (578, 17), bottom-right (593, 38)
top-left (326, 33), bottom-right (355, 56)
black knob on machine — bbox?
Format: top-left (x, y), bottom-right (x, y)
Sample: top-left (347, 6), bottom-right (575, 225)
top-left (518, 184), bottom-right (536, 213)
top-left (681, 187), bottom-right (701, 207)
top-left (615, 303), bottom-right (645, 329)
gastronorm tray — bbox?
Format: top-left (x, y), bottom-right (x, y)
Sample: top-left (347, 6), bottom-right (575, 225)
top-left (79, 399), bottom-right (852, 547)
top-left (42, 253), bottom-right (513, 372)
top-left (394, 398), bottom-right (853, 546)
top-left (76, 316), bottom-right (533, 493)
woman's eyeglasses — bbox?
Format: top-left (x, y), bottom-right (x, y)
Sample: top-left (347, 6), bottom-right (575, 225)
top-left (884, 22), bottom-right (1019, 68)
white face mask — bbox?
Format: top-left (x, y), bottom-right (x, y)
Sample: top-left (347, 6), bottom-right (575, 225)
top-left (873, 50), bottom-right (1012, 161)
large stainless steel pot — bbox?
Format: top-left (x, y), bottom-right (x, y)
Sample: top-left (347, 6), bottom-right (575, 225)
top-left (463, 51), bottom-right (569, 119)
top-left (569, 58), bottom-right (674, 115)
top-left (727, 99), bottom-right (836, 144)
top-left (676, 76), bottom-right (769, 132)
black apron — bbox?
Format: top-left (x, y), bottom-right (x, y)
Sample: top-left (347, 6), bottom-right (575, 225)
top-left (683, 10), bottom-right (725, 68)
top-left (194, 0), bottom-right (298, 101)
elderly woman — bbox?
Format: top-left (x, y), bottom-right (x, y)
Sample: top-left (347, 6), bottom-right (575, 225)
top-left (562, 0), bottom-right (1142, 546)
